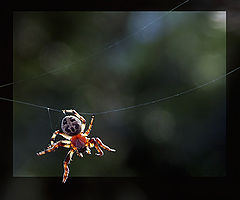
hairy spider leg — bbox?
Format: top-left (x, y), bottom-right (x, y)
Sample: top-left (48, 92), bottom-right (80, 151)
top-left (37, 140), bottom-right (71, 156)
top-left (83, 115), bottom-right (95, 136)
top-left (96, 137), bottom-right (116, 152)
top-left (62, 109), bottom-right (86, 133)
top-left (50, 130), bottom-right (72, 145)
top-left (71, 145), bottom-right (84, 157)
top-left (88, 137), bottom-right (107, 156)
top-left (85, 146), bottom-right (91, 154)
top-left (63, 148), bottom-right (75, 183)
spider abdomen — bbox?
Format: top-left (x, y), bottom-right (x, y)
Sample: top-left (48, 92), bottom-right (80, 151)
top-left (61, 115), bottom-right (82, 136)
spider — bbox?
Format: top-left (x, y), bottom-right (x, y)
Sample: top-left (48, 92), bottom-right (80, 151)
top-left (37, 109), bottom-right (116, 183)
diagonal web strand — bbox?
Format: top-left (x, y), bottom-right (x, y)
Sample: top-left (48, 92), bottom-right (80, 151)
top-left (1, 0), bottom-right (190, 89)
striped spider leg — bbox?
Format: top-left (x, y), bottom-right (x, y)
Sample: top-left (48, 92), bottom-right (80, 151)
top-left (37, 110), bottom-right (116, 183)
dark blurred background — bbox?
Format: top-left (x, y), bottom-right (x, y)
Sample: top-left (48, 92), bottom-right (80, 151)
top-left (12, 11), bottom-right (226, 179)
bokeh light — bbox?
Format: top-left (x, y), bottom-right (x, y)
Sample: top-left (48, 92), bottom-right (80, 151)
top-left (13, 11), bottom-right (226, 178)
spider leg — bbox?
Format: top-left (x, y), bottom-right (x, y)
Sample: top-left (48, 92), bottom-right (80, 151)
top-left (63, 148), bottom-right (75, 183)
top-left (37, 140), bottom-right (71, 156)
top-left (62, 109), bottom-right (86, 132)
top-left (83, 115), bottom-right (95, 136)
top-left (70, 145), bottom-right (84, 157)
top-left (89, 138), bottom-right (104, 156)
top-left (50, 130), bottom-right (71, 145)
top-left (96, 137), bottom-right (116, 152)
top-left (86, 147), bottom-right (91, 154)
top-left (88, 137), bottom-right (104, 156)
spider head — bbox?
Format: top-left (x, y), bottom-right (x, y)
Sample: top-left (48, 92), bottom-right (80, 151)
top-left (61, 115), bottom-right (82, 136)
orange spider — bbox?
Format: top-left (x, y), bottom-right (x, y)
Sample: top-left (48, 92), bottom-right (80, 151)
top-left (37, 109), bottom-right (116, 183)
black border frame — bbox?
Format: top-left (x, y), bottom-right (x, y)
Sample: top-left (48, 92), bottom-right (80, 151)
top-left (1, 0), bottom-right (240, 199)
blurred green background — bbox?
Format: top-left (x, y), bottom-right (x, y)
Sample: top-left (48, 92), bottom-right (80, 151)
top-left (13, 11), bottom-right (226, 177)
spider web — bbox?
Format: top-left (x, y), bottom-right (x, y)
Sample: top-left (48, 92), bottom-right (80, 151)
top-left (9, 5), bottom-right (230, 177)
top-left (1, 0), bottom-right (189, 89)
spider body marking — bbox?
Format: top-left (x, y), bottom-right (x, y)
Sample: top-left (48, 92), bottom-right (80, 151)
top-left (61, 115), bottom-right (82, 136)
top-left (37, 109), bottom-right (116, 183)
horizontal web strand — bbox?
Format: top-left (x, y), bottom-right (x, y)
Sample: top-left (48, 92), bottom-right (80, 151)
top-left (1, 66), bottom-right (239, 116)
top-left (81, 66), bottom-right (239, 115)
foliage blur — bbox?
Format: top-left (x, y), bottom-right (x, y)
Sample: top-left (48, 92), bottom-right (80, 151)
top-left (13, 11), bottom-right (226, 179)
